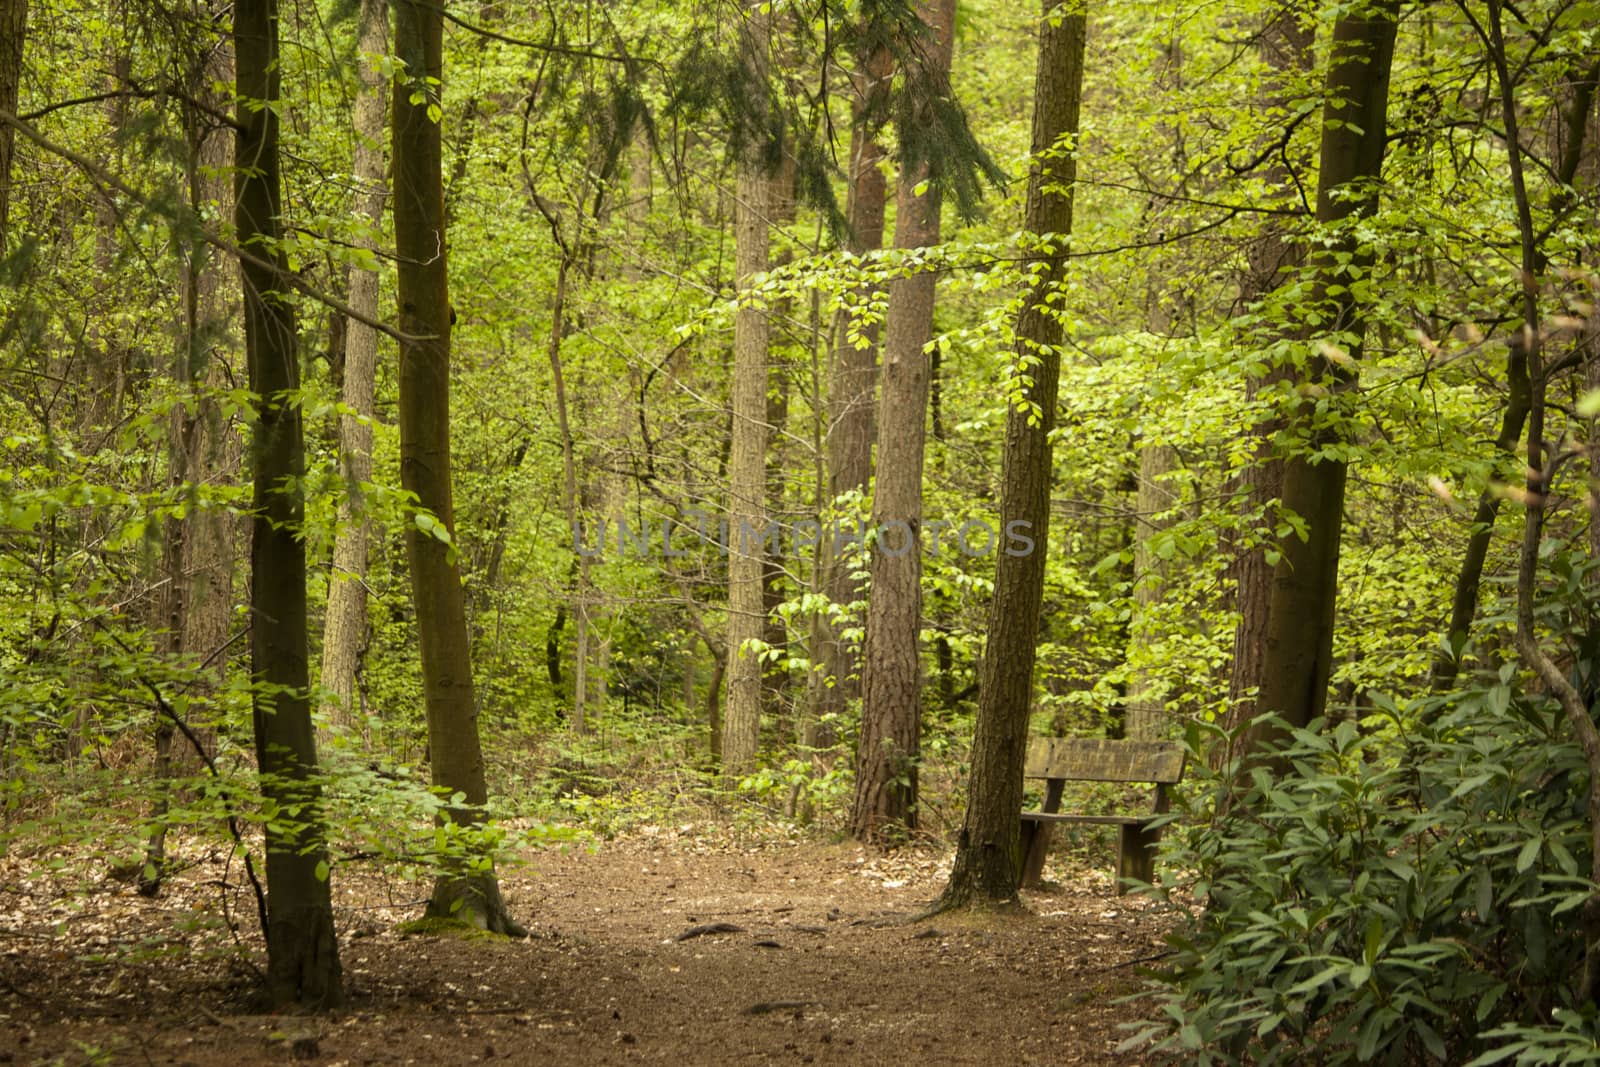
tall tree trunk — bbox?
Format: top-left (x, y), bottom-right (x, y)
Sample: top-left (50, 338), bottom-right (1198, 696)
top-left (319, 0), bottom-right (388, 741)
top-left (1249, 2), bottom-right (1399, 746)
top-left (1224, 3), bottom-right (1311, 730)
top-left (1125, 444), bottom-right (1176, 740)
top-left (0, 0), bottom-right (24, 251)
top-left (762, 157), bottom-right (797, 729)
top-left (144, 13), bottom-right (238, 896)
top-left (178, 96), bottom-right (240, 743)
top-left (707, 640), bottom-right (727, 762)
top-left (1431, 57), bottom-right (1596, 691)
top-left (848, 0), bottom-right (955, 845)
top-left (811, 40), bottom-right (893, 746)
top-left (721, 1), bottom-right (775, 777)
top-left (573, 590), bottom-right (592, 727)
top-left (1480, 0), bottom-right (1600, 1008)
top-left (1429, 343), bottom-right (1530, 691)
top-left (83, 46), bottom-right (131, 435)
top-left (762, 360), bottom-right (790, 723)
top-left (935, 0), bottom-right (1085, 906)
top-left (235, 0), bottom-right (342, 1009)
top-left (393, 0), bottom-right (521, 935)
top-left (547, 255), bottom-right (596, 731)
top-left (1124, 37), bottom-right (1189, 743)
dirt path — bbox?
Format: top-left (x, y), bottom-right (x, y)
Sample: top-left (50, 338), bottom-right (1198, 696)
top-left (2, 830), bottom-right (1173, 1064)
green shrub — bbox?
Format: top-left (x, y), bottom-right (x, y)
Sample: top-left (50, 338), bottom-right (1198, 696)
top-left (1127, 678), bottom-right (1596, 1065)
top-left (737, 756), bottom-right (853, 825)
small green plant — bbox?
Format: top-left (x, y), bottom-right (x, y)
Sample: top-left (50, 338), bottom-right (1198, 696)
top-left (61, 1040), bottom-right (116, 1067)
top-left (560, 789), bottom-right (666, 837)
top-left (736, 757), bottom-right (852, 824)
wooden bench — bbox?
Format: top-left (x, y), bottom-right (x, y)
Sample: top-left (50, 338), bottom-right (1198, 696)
top-left (1018, 737), bottom-right (1186, 894)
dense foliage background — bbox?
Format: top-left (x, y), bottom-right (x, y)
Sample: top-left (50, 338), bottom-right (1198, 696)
top-left (3, 0), bottom-right (1600, 1058)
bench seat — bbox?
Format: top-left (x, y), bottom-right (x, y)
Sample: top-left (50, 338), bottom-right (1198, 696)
top-left (1019, 737), bottom-right (1185, 895)
top-left (1021, 812), bottom-right (1147, 827)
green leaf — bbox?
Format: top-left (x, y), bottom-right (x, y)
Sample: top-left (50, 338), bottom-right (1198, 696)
top-left (1474, 983), bottom-right (1506, 1024)
top-left (1286, 964), bottom-right (1344, 996)
top-left (413, 511), bottom-right (453, 545)
top-left (1525, 911), bottom-right (1549, 969)
top-left (1364, 916), bottom-right (1384, 965)
top-left (1356, 1009), bottom-right (1388, 1061)
top-left (1413, 1020), bottom-right (1446, 1061)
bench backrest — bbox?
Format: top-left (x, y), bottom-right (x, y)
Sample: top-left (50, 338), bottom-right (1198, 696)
top-left (1024, 737), bottom-right (1186, 784)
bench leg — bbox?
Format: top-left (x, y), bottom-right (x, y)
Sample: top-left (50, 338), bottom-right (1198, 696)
top-left (1115, 821), bottom-right (1160, 895)
top-left (1019, 821), bottom-right (1053, 889)
top-left (1019, 779), bottom-right (1066, 889)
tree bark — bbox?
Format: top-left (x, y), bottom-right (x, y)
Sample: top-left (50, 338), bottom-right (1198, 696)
top-left (80, 44), bottom-right (131, 435)
top-left (812, 40), bottom-right (894, 745)
top-left (1224, 3), bottom-right (1311, 730)
top-left (144, 11), bottom-right (239, 896)
top-left (393, 0), bottom-right (520, 935)
top-left (848, 0), bottom-right (955, 845)
top-left (546, 255), bottom-right (596, 731)
top-left (1249, 1), bottom-right (1399, 746)
top-left (1125, 444), bottom-right (1176, 740)
top-left (1430, 57), bottom-right (1596, 692)
top-left (1429, 343), bottom-right (1530, 691)
top-left (935, 0), bottom-right (1085, 906)
top-left (235, 0), bottom-right (342, 1009)
top-left (1481, 0), bottom-right (1600, 1008)
top-left (0, 0), bottom-right (24, 251)
top-left (762, 157), bottom-right (797, 730)
top-left (721, 1), bottom-right (775, 778)
top-left (320, 0), bottom-right (388, 741)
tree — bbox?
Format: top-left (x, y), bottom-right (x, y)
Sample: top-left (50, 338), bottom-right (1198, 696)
top-left (847, 0), bottom-right (956, 843)
top-left (522, 71), bottom-right (645, 735)
top-left (144, 4), bottom-right (240, 896)
top-left (234, 0), bottom-right (342, 1008)
top-left (1124, 442), bottom-right (1177, 740)
top-left (1474, 0), bottom-right (1600, 1007)
top-left (0, 0), bottom-right (23, 251)
top-left (932, 0), bottom-right (1085, 901)
top-left (760, 155), bottom-right (798, 727)
top-left (548, 257), bottom-right (593, 732)
top-left (392, 0), bottom-right (521, 934)
top-left (1430, 47), bottom-right (1596, 692)
top-left (1223, 2), bottom-right (1312, 730)
top-left (319, 0), bottom-right (389, 741)
top-left (722, 0), bottom-right (776, 777)
top-left (812, 34), bottom-right (894, 744)
top-left (1250, 0), bottom-right (1399, 742)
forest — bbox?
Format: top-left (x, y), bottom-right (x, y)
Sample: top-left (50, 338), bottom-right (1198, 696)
top-left (2, 0), bottom-right (1600, 1061)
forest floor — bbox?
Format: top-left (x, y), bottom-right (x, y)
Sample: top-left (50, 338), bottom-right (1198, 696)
top-left (2, 825), bottom-right (1177, 1065)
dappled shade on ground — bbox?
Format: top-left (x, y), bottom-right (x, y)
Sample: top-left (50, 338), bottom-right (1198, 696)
top-left (1, 829), bottom-right (1171, 1064)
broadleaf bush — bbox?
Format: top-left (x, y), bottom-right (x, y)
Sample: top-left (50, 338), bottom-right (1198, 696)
top-left (1127, 678), bottom-right (1598, 1064)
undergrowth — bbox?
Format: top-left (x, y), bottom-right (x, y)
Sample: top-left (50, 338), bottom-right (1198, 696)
top-left (1125, 673), bottom-right (1600, 1065)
